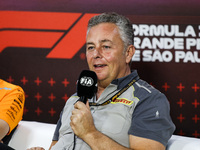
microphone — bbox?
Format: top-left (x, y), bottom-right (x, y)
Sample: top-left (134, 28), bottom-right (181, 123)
top-left (77, 70), bottom-right (98, 104)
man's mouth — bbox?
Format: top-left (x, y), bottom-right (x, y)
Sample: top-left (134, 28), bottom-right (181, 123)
top-left (94, 64), bottom-right (107, 68)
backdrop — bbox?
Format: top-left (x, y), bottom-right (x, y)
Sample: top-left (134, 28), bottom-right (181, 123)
top-left (0, 0), bottom-right (200, 139)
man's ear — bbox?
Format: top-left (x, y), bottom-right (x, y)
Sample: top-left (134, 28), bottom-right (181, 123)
top-left (125, 45), bottom-right (135, 64)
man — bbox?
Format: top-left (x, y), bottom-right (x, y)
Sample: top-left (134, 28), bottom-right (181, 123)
top-left (0, 79), bottom-right (25, 149)
top-left (29, 12), bottom-right (175, 150)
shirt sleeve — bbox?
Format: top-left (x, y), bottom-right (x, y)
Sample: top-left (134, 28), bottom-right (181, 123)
top-left (52, 111), bottom-right (63, 141)
top-left (128, 91), bottom-right (175, 146)
top-left (0, 85), bottom-right (25, 134)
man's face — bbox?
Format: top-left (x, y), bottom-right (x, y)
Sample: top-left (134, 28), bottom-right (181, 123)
top-left (86, 23), bottom-right (131, 87)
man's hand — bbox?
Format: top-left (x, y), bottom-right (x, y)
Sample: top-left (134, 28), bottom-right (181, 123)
top-left (70, 101), bottom-right (96, 140)
top-left (26, 140), bottom-right (57, 150)
top-left (0, 119), bottom-right (9, 141)
top-left (27, 147), bottom-right (45, 150)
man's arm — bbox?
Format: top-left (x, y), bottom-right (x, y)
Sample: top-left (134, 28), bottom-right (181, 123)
top-left (0, 119), bottom-right (9, 141)
top-left (49, 141), bottom-right (57, 150)
top-left (70, 101), bottom-right (165, 150)
top-left (81, 127), bottom-right (165, 150)
top-left (129, 135), bottom-right (165, 150)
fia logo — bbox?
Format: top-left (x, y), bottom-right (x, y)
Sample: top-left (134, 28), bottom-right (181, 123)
top-left (80, 76), bottom-right (94, 87)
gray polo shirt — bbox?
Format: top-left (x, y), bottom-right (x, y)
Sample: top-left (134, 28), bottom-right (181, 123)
top-left (52, 70), bottom-right (175, 150)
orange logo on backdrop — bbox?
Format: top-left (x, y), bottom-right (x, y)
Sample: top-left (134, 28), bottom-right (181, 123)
top-left (0, 11), bottom-right (97, 59)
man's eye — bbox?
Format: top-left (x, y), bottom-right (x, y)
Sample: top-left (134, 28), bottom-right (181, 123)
top-left (102, 45), bottom-right (111, 49)
top-left (87, 46), bottom-right (94, 50)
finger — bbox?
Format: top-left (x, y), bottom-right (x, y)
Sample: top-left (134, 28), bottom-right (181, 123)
top-left (86, 100), bottom-right (90, 108)
top-left (74, 101), bottom-right (85, 110)
top-left (71, 108), bottom-right (79, 115)
top-left (70, 114), bottom-right (78, 132)
top-left (70, 109), bottom-right (80, 124)
top-left (70, 113), bottom-right (76, 122)
top-left (27, 147), bottom-right (45, 150)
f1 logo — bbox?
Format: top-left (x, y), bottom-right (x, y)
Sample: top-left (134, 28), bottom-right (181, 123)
top-left (0, 11), bottom-right (97, 59)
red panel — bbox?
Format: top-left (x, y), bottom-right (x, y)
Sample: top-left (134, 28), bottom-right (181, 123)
top-left (0, 11), bottom-right (82, 30)
top-left (0, 31), bottom-right (63, 51)
top-left (46, 13), bottom-right (98, 59)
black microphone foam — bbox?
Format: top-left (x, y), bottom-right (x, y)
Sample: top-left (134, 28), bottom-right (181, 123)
top-left (77, 70), bottom-right (97, 104)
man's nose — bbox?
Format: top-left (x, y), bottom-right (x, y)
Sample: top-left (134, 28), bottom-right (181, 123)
top-left (93, 48), bottom-right (102, 58)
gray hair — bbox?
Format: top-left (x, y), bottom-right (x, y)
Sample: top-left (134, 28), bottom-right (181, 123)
top-left (87, 12), bottom-right (134, 50)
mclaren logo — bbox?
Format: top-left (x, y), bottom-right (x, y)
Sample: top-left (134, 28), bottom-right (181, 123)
top-left (0, 11), bottom-right (97, 59)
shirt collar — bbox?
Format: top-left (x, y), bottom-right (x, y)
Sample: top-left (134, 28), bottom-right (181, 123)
top-left (111, 70), bottom-right (139, 90)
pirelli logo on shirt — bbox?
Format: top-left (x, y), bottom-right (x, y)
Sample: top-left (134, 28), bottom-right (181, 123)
top-left (111, 98), bottom-right (133, 105)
